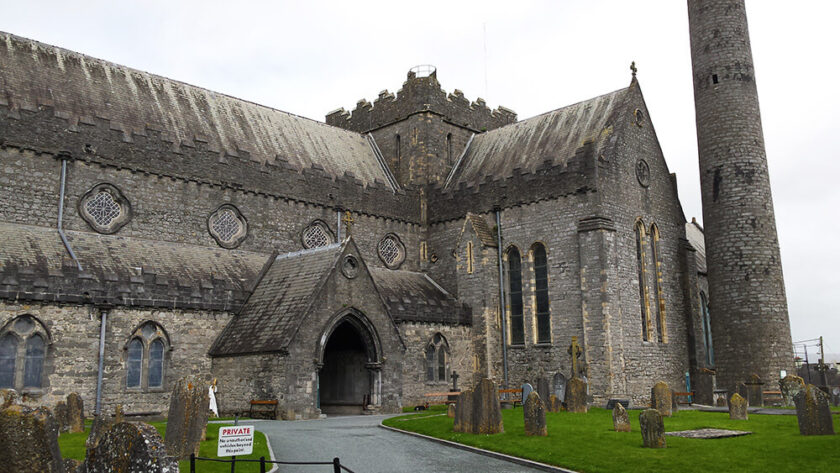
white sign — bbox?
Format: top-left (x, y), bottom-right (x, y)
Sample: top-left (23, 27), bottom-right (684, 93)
top-left (217, 425), bottom-right (254, 457)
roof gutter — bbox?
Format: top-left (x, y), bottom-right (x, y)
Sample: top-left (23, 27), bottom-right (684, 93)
top-left (57, 155), bottom-right (83, 271)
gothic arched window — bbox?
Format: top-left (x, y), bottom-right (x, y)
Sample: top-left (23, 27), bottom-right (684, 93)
top-left (446, 133), bottom-right (453, 164)
top-left (148, 339), bottom-right (165, 388)
top-left (126, 338), bottom-right (143, 389)
top-left (425, 333), bottom-right (449, 383)
top-left (635, 220), bottom-right (652, 341)
top-left (0, 333), bottom-right (17, 388)
top-left (507, 247), bottom-right (525, 346)
top-left (650, 224), bottom-right (667, 342)
top-left (532, 243), bottom-right (551, 344)
top-left (700, 292), bottom-right (714, 366)
top-left (0, 315), bottom-right (50, 390)
top-left (23, 334), bottom-right (45, 388)
top-left (466, 241), bottom-right (474, 274)
top-left (125, 322), bottom-right (170, 391)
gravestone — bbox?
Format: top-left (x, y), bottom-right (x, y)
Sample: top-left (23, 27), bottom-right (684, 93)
top-left (0, 405), bottom-right (64, 472)
top-left (639, 408), bottom-right (666, 448)
top-left (671, 389), bottom-right (680, 413)
top-left (453, 388), bottom-right (474, 433)
top-left (85, 422), bottom-right (178, 473)
top-left (523, 392), bottom-right (547, 436)
top-left (729, 393), bottom-right (748, 420)
top-left (63, 458), bottom-right (82, 473)
top-left (745, 374), bottom-right (764, 407)
top-left (521, 383), bottom-right (534, 406)
top-left (114, 404), bottom-right (124, 423)
top-left (736, 383), bottom-right (749, 404)
top-left (780, 375), bottom-right (805, 407)
top-left (552, 373), bottom-right (567, 402)
top-left (66, 392), bottom-right (84, 434)
top-left (536, 377), bottom-right (551, 406)
top-left (472, 378), bottom-right (504, 434)
top-left (650, 381), bottom-right (672, 417)
top-left (0, 389), bottom-right (19, 409)
top-left (794, 384), bottom-right (834, 436)
top-left (164, 377), bottom-right (210, 460)
top-left (548, 394), bottom-right (562, 413)
top-left (87, 414), bottom-right (113, 450)
top-left (54, 401), bottom-right (68, 433)
top-left (612, 402), bottom-right (631, 432)
top-left (565, 377), bottom-right (588, 413)
top-left (447, 404), bottom-right (455, 418)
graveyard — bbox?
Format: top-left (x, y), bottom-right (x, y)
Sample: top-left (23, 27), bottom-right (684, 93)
top-left (383, 381), bottom-right (840, 473)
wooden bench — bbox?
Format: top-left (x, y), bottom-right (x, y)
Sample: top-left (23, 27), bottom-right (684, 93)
top-left (673, 391), bottom-right (695, 405)
top-left (249, 399), bottom-right (279, 419)
top-left (499, 388), bottom-right (523, 408)
top-left (423, 391), bottom-right (461, 406)
top-left (763, 390), bottom-right (783, 406)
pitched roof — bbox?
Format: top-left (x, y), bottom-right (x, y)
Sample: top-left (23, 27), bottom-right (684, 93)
top-left (369, 267), bottom-right (471, 325)
top-left (0, 222), bottom-right (267, 309)
top-left (685, 219), bottom-right (707, 273)
top-left (210, 243), bottom-right (343, 356)
top-left (446, 87), bottom-right (628, 189)
top-left (466, 213), bottom-right (498, 247)
top-left (0, 32), bottom-right (393, 189)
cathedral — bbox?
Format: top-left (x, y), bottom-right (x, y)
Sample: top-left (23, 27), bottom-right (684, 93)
top-left (0, 0), bottom-right (793, 419)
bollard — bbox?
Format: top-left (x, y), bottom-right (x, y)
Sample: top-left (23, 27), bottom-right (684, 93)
top-left (260, 456), bottom-right (266, 473)
top-left (333, 457), bottom-right (341, 473)
top-left (190, 453), bottom-right (196, 473)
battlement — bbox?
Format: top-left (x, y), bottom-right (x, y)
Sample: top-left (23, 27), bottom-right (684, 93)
top-left (326, 67), bottom-right (517, 133)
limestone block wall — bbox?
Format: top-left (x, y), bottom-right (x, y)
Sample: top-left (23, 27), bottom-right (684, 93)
top-left (398, 322), bottom-right (473, 406)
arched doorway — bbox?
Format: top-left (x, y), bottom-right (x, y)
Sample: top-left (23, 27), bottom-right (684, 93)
top-left (317, 312), bottom-right (381, 416)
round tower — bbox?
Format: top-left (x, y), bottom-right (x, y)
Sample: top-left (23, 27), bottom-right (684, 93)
top-left (687, 0), bottom-right (793, 392)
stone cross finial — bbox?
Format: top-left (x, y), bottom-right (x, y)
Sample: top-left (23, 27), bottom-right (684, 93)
top-left (342, 211), bottom-right (355, 238)
top-left (567, 336), bottom-right (583, 378)
top-left (630, 61), bottom-right (637, 78)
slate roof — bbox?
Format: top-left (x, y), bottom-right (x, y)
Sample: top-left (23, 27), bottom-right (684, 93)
top-left (446, 87), bottom-right (628, 189)
top-left (465, 213), bottom-right (497, 247)
top-left (685, 219), bottom-right (707, 274)
top-left (369, 267), bottom-right (471, 325)
top-left (0, 32), bottom-right (394, 189)
top-left (0, 222), bottom-right (268, 309)
top-left (210, 243), bottom-right (344, 356)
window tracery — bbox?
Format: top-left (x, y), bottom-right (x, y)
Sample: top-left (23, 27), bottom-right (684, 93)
top-left (425, 333), bottom-right (449, 383)
top-left (378, 233), bottom-right (405, 269)
top-left (208, 204), bottom-right (248, 249)
top-left (125, 321), bottom-right (170, 391)
top-left (302, 220), bottom-right (334, 249)
top-left (79, 183), bottom-right (132, 234)
top-left (0, 314), bottom-right (50, 391)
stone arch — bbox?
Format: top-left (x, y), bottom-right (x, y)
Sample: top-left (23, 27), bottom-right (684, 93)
top-left (123, 320), bottom-right (173, 351)
top-left (315, 308), bottom-right (381, 366)
top-left (0, 314), bottom-right (53, 345)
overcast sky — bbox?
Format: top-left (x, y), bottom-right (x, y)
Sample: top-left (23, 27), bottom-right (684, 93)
top-left (2, 1), bottom-right (838, 361)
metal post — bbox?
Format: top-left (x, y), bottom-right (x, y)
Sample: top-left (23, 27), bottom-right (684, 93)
top-left (333, 457), bottom-right (341, 473)
top-left (495, 208), bottom-right (509, 388)
top-left (190, 454), bottom-right (195, 473)
top-left (230, 415), bottom-right (239, 473)
top-left (819, 336), bottom-right (828, 387)
top-left (94, 309), bottom-right (108, 416)
top-left (259, 456), bottom-right (266, 473)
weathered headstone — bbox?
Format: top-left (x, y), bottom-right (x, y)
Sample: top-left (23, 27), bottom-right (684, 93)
top-left (66, 392), bottom-right (84, 434)
top-left (54, 401), bottom-right (69, 433)
top-left (472, 378), bottom-right (504, 434)
top-left (565, 377), bottom-right (588, 413)
top-left (523, 392), bottom-right (547, 436)
top-left (745, 374), bottom-right (764, 407)
top-left (0, 389), bottom-right (19, 410)
top-left (651, 381), bottom-right (672, 417)
top-left (87, 414), bottom-right (113, 450)
top-left (780, 375), bottom-right (805, 408)
top-left (114, 404), bottom-right (124, 424)
top-left (552, 372), bottom-right (567, 402)
top-left (736, 382), bottom-right (749, 404)
top-left (548, 394), bottom-right (562, 413)
top-left (63, 458), bottom-right (82, 473)
top-left (794, 384), bottom-right (835, 436)
top-left (536, 377), bottom-right (551, 406)
top-left (447, 403), bottom-right (455, 418)
top-left (0, 405), bottom-right (64, 472)
top-left (612, 402), bottom-right (631, 432)
top-left (453, 388), bottom-right (474, 433)
top-left (85, 422), bottom-right (178, 473)
top-left (164, 377), bottom-right (210, 460)
top-left (639, 408), bottom-right (666, 448)
top-left (521, 383), bottom-right (533, 406)
top-left (729, 393), bottom-right (748, 420)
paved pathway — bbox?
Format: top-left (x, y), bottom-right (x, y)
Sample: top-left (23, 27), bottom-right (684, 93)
top-left (252, 414), bottom-right (548, 473)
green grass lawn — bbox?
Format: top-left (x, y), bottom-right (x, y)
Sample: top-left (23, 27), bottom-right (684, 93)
top-left (382, 408), bottom-right (840, 473)
top-left (59, 421), bottom-right (271, 473)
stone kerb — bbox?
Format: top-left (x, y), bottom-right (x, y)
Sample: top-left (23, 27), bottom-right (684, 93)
top-left (164, 377), bottom-right (211, 460)
top-left (523, 392), bottom-right (547, 436)
top-left (612, 403), bottom-right (631, 432)
top-left (0, 404), bottom-right (64, 473)
top-left (565, 377), bottom-right (588, 413)
top-left (85, 422), bottom-right (178, 473)
top-left (729, 393), bottom-right (748, 420)
top-left (639, 409), bottom-right (666, 448)
top-left (794, 384), bottom-right (834, 436)
top-left (780, 375), bottom-right (805, 408)
top-left (650, 381), bottom-right (672, 417)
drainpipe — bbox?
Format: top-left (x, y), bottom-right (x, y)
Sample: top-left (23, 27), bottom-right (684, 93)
top-left (336, 208), bottom-right (342, 240)
top-left (495, 207), bottom-right (509, 388)
top-left (58, 155), bottom-right (83, 271)
top-left (94, 308), bottom-right (108, 416)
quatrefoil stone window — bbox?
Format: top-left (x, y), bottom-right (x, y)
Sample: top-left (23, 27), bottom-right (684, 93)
top-left (302, 221), bottom-right (334, 249)
top-left (78, 183), bottom-right (131, 234)
top-left (207, 204), bottom-right (248, 249)
top-left (378, 233), bottom-right (405, 269)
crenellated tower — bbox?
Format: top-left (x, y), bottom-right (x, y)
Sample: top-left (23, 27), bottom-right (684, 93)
top-left (687, 0), bottom-right (793, 392)
top-left (327, 66), bottom-right (516, 189)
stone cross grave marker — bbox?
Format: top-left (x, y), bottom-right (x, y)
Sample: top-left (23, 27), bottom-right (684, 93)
top-left (567, 336), bottom-right (583, 378)
top-left (451, 371), bottom-right (460, 392)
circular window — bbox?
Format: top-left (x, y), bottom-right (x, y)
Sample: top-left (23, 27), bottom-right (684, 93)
top-left (301, 220), bottom-right (334, 249)
top-left (377, 233), bottom-right (405, 269)
top-left (634, 108), bottom-right (645, 127)
top-left (207, 204), bottom-right (248, 249)
top-left (341, 255), bottom-right (360, 279)
top-left (636, 159), bottom-right (651, 188)
top-left (79, 183), bottom-right (132, 234)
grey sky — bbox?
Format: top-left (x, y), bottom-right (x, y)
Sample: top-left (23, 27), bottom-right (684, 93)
top-left (2, 0), bottom-right (837, 360)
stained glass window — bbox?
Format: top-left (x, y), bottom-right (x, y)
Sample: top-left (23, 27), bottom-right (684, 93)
top-left (126, 338), bottom-right (143, 388)
top-left (148, 339), bottom-right (164, 388)
top-left (508, 248), bottom-right (524, 345)
top-left (533, 243), bottom-right (551, 344)
top-left (23, 334), bottom-right (44, 388)
top-left (0, 334), bottom-right (17, 388)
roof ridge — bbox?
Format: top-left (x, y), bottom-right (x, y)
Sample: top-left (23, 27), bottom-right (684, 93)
top-left (274, 241), bottom-right (343, 261)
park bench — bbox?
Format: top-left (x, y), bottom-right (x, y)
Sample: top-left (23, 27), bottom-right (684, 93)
top-left (673, 391), bottom-right (695, 405)
top-left (249, 399), bottom-right (279, 419)
top-left (763, 390), bottom-right (783, 406)
top-left (499, 388), bottom-right (523, 408)
top-left (423, 391), bottom-right (461, 406)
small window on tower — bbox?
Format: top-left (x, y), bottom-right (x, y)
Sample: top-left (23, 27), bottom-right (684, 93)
top-left (712, 74), bottom-right (719, 84)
